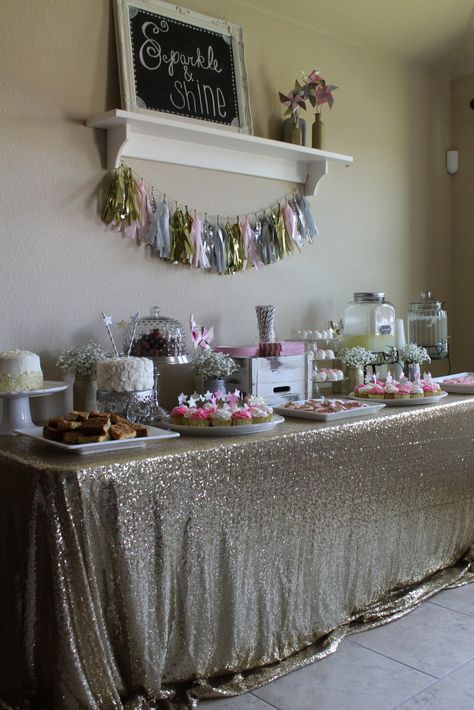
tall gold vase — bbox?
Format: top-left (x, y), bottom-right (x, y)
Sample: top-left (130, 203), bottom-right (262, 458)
top-left (312, 113), bottom-right (324, 149)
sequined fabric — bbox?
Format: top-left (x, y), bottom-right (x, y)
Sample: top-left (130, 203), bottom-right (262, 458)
top-left (1, 396), bottom-right (474, 709)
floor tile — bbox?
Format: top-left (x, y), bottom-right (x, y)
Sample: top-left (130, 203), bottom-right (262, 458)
top-left (427, 582), bottom-right (474, 617)
top-left (349, 602), bottom-right (474, 678)
top-left (252, 640), bottom-right (433, 710)
top-left (199, 694), bottom-right (275, 709)
top-left (395, 657), bottom-right (474, 709)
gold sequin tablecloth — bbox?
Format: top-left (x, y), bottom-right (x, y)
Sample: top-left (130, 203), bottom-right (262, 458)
top-left (1, 396), bottom-right (474, 709)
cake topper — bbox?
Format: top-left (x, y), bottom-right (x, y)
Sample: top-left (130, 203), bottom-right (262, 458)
top-left (101, 313), bottom-right (119, 357)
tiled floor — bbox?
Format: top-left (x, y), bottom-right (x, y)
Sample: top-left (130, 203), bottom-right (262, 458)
top-left (200, 583), bottom-right (474, 710)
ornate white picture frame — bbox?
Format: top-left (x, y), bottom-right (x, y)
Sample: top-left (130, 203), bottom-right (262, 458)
top-left (113, 0), bottom-right (253, 133)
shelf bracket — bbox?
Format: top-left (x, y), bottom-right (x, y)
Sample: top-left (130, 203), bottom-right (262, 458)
top-left (305, 161), bottom-right (328, 196)
top-left (107, 123), bottom-right (130, 170)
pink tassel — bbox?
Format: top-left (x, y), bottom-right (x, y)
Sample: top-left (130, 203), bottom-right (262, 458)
top-left (190, 214), bottom-right (210, 269)
top-left (242, 218), bottom-right (262, 269)
top-left (283, 200), bottom-right (302, 251)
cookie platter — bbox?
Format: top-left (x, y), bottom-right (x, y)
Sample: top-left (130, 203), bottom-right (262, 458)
top-left (434, 373), bottom-right (474, 394)
top-left (274, 398), bottom-right (385, 421)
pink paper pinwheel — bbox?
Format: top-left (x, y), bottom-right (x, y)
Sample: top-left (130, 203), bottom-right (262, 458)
top-left (190, 314), bottom-right (214, 350)
top-left (314, 82), bottom-right (337, 110)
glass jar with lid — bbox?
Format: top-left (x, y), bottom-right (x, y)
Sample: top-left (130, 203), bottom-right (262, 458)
top-left (407, 292), bottom-right (448, 358)
top-left (124, 306), bottom-right (192, 364)
top-left (343, 292), bottom-right (396, 352)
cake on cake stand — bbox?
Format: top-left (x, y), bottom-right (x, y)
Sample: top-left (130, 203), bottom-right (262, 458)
top-left (0, 381), bottom-right (67, 435)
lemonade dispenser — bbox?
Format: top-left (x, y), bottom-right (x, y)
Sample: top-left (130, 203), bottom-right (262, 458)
top-left (343, 292), bottom-right (396, 354)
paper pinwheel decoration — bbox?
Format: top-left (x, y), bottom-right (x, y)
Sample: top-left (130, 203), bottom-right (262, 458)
top-left (190, 314), bottom-right (214, 350)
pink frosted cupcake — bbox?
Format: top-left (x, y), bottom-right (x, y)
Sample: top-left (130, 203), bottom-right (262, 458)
top-left (394, 384), bottom-right (411, 400)
top-left (231, 408), bottom-right (253, 426)
top-left (170, 404), bottom-right (188, 425)
top-left (422, 383), bottom-right (440, 397)
top-left (188, 408), bottom-right (211, 427)
top-left (368, 384), bottom-right (385, 399)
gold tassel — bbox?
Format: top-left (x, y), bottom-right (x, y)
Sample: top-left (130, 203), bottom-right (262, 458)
top-left (171, 207), bottom-right (194, 263)
top-left (226, 220), bottom-right (244, 274)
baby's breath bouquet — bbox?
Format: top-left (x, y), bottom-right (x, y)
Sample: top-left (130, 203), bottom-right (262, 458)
top-left (56, 341), bottom-right (108, 377)
top-left (194, 349), bottom-right (238, 381)
top-left (338, 346), bottom-right (376, 369)
top-left (398, 343), bottom-right (431, 365)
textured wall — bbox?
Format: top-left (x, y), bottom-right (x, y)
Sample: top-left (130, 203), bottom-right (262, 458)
top-left (0, 0), bottom-right (452, 417)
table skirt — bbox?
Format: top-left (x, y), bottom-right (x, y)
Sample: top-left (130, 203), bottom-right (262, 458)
top-left (1, 397), bottom-right (474, 708)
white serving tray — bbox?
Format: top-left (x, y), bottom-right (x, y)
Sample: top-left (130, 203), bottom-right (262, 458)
top-left (274, 400), bottom-right (385, 422)
top-left (14, 425), bottom-right (179, 455)
top-left (348, 391), bottom-right (448, 407)
top-left (162, 415), bottom-right (284, 436)
top-left (434, 373), bottom-right (474, 394)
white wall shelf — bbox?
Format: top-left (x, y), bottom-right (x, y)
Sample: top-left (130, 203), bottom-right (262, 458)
top-left (87, 110), bottom-right (353, 196)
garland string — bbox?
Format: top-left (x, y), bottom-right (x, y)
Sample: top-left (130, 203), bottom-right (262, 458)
top-left (101, 163), bottom-right (318, 275)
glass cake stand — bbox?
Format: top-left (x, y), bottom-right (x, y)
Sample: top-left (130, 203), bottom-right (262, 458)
top-left (0, 381), bottom-right (67, 435)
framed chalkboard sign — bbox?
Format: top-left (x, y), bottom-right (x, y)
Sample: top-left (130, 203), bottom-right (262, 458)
top-left (113, 0), bottom-right (253, 133)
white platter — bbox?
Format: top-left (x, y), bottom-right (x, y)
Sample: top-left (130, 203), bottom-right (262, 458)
top-left (162, 415), bottom-right (285, 436)
top-left (274, 401), bottom-right (385, 422)
top-left (348, 391), bottom-right (448, 407)
top-left (13, 425), bottom-right (179, 455)
top-left (434, 373), bottom-right (474, 394)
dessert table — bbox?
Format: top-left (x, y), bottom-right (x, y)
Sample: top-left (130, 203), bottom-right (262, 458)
top-left (1, 395), bottom-right (474, 709)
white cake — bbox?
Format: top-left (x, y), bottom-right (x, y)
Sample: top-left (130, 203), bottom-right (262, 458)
top-left (96, 357), bottom-right (154, 392)
top-left (0, 350), bottom-right (44, 392)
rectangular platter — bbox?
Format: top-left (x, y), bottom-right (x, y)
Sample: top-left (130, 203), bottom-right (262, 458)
top-left (433, 373), bottom-right (474, 394)
top-left (14, 425), bottom-right (179, 455)
top-left (274, 400), bottom-right (386, 422)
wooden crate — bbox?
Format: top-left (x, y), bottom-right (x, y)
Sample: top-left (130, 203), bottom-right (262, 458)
top-left (228, 354), bottom-right (312, 404)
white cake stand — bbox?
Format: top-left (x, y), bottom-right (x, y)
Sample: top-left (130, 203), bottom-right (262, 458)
top-left (0, 381), bottom-right (68, 435)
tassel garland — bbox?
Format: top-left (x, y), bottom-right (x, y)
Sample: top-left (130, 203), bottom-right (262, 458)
top-left (101, 163), bottom-right (319, 275)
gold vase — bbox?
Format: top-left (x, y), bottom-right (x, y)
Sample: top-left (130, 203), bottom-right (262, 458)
top-left (282, 114), bottom-right (306, 146)
top-left (73, 374), bottom-right (97, 412)
top-left (345, 366), bottom-right (364, 395)
top-left (312, 113), bottom-right (324, 149)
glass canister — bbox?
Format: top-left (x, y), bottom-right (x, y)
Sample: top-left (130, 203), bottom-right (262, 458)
top-left (124, 306), bottom-right (191, 363)
top-left (343, 292), bottom-right (396, 352)
top-left (407, 292), bottom-right (448, 358)
top-left (124, 307), bottom-right (194, 411)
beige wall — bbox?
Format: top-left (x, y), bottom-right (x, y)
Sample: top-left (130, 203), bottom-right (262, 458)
top-left (0, 0), bottom-right (453, 416)
top-left (451, 74), bottom-right (474, 371)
